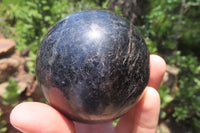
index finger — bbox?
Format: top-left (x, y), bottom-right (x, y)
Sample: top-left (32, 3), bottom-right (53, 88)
top-left (115, 54), bottom-right (166, 133)
top-left (148, 54), bottom-right (166, 90)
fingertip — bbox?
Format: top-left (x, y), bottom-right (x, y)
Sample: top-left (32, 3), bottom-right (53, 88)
top-left (115, 87), bottom-right (160, 133)
top-left (10, 102), bottom-right (28, 132)
top-left (148, 54), bottom-right (166, 89)
top-left (131, 87), bottom-right (160, 133)
top-left (150, 54), bottom-right (166, 70)
top-left (139, 87), bottom-right (160, 112)
top-left (10, 102), bottom-right (75, 133)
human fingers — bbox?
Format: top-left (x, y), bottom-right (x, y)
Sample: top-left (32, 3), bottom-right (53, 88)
top-left (148, 54), bottom-right (166, 90)
top-left (10, 102), bottom-right (75, 133)
top-left (115, 55), bottom-right (166, 133)
top-left (115, 87), bottom-right (160, 133)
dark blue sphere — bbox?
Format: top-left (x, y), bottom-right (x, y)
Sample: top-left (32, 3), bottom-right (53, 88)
top-left (36, 9), bottom-right (149, 123)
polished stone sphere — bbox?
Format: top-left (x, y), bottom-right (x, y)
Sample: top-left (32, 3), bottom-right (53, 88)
top-left (36, 9), bottom-right (149, 123)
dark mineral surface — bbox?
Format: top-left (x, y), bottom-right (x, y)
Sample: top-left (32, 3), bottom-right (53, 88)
top-left (36, 9), bottom-right (149, 123)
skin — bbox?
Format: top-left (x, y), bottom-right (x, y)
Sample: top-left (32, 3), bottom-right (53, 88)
top-left (10, 54), bottom-right (166, 133)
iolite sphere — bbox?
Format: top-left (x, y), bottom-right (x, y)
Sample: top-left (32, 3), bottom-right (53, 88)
top-left (36, 9), bottom-right (149, 123)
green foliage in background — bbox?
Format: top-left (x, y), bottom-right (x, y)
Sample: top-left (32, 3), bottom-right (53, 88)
top-left (144, 0), bottom-right (180, 51)
top-left (141, 0), bottom-right (200, 131)
top-left (141, 0), bottom-right (200, 56)
top-left (158, 51), bottom-right (200, 132)
top-left (0, 113), bottom-right (7, 133)
top-left (0, 0), bottom-right (200, 132)
top-left (2, 78), bottom-right (20, 106)
top-left (0, 120), bottom-right (7, 133)
top-left (178, 0), bottom-right (200, 56)
top-left (159, 84), bottom-right (174, 119)
top-left (166, 51), bottom-right (200, 131)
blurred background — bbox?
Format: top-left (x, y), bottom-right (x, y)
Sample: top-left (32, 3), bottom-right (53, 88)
top-left (0, 0), bottom-right (200, 132)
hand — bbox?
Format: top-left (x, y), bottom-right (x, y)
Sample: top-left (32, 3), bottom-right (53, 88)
top-left (10, 54), bottom-right (166, 133)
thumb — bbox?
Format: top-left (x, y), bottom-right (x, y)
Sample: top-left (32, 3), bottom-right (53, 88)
top-left (10, 102), bottom-right (75, 133)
